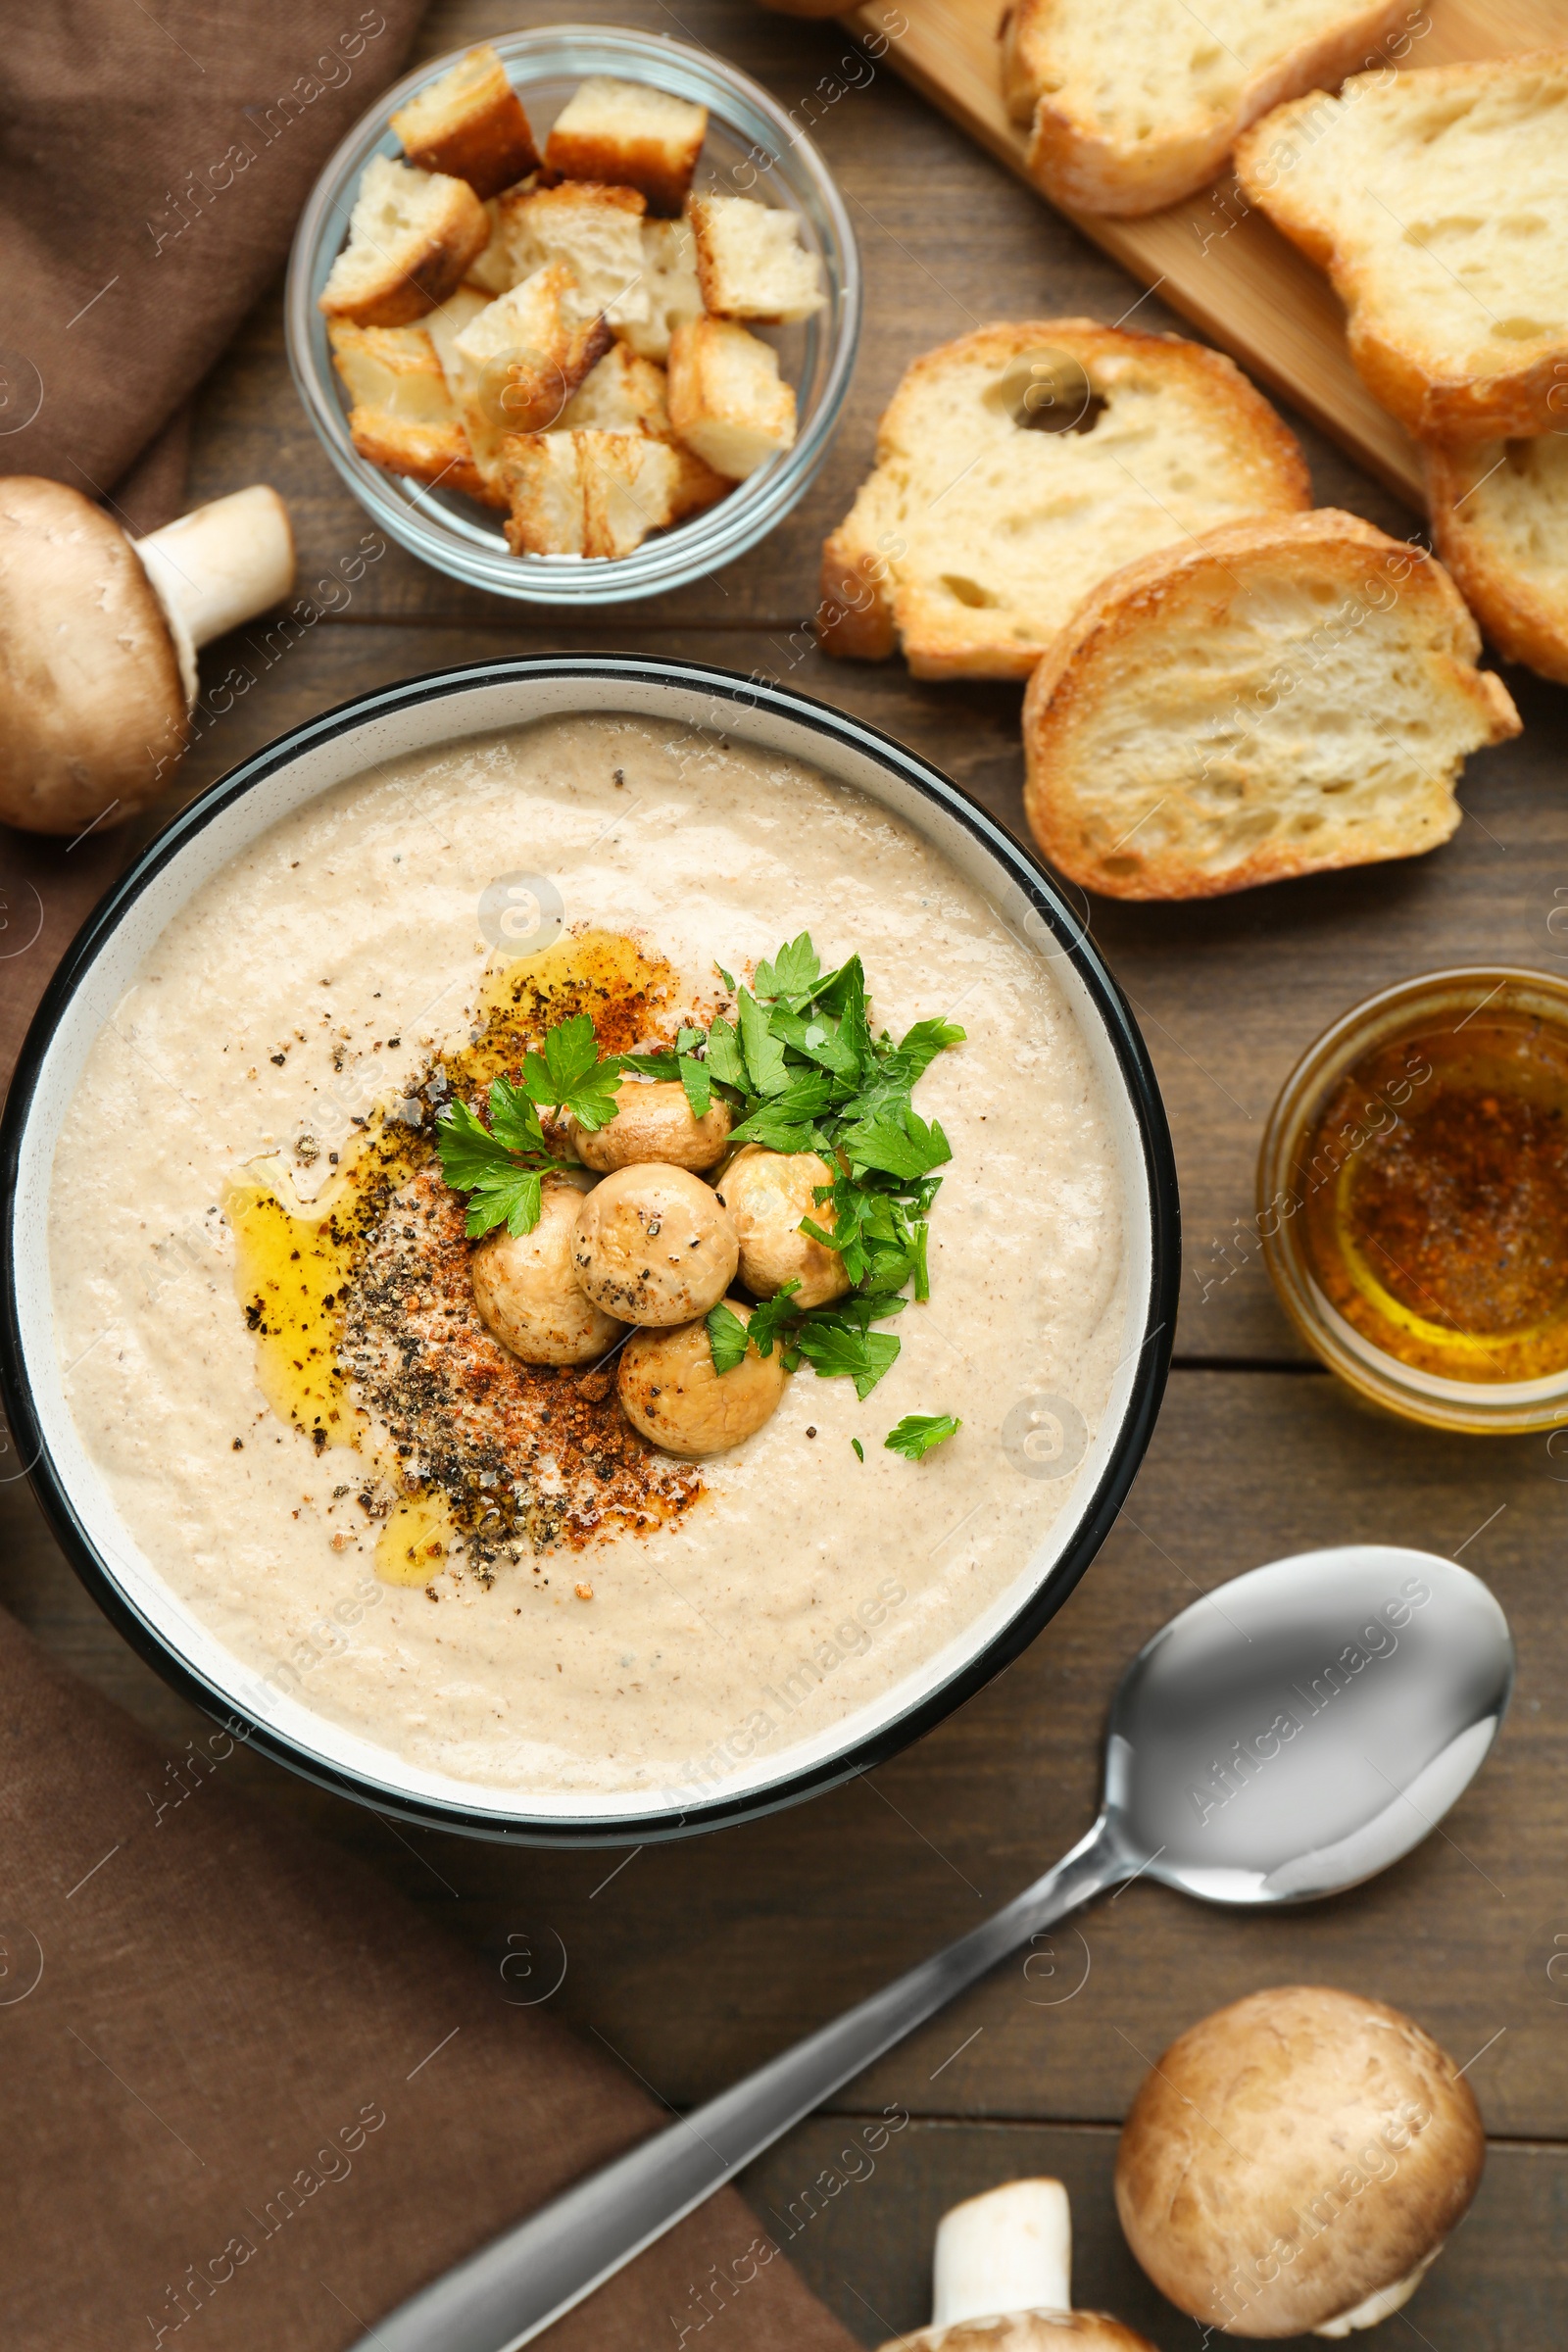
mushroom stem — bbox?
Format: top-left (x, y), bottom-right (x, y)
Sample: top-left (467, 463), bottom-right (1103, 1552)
top-left (134, 485), bottom-right (295, 698)
top-left (1313, 2248), bottom-right (1440, 2337)
top-left (932, 2179), bottom-right (1072, 2328)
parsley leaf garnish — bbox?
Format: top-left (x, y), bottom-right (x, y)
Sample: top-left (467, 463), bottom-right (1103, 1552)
top-left (436, 1083), bottom-right (567, 1239)
top-left (794, 1318), bottom-right (902, 1399)
top-left (745, 1280), bottom-right (801, 1358)
top-left (737, 989), bottom-right (790, 1097)
top-left (841, 1102), bottom-right (952, 1182)
top-left (754, 931), bottom-right (820, 1005)
top-left (523, 1012), bottom-right (622, 1132)
top-left (852, 1438), bottom-right (864, 1462)
top-left (885, 1412), bottom-right (961, 1462)
top-left (706, 1299), bottom-right (751, 1375)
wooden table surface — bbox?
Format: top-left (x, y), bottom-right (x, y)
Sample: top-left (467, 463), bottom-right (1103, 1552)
top-left (6, 3), bottom-right (1568, 2343)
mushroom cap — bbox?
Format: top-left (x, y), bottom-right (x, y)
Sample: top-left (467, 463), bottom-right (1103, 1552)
top-left (469, 1178), bottom-right (624, 1364)
top-left (617, 1300), bottom-right (786, 1455)
top-left (572, 1162), bottom-right (738, 1325)
top-left (0, 476), bottom-right (187, 834)
top-left (566, 1076), bottom-right (732, 1172)
top-left (880, 2318), bottom-right (1156, 2352)
top-left (713, 1144), bottom-right (850, 1308)
top-left (1114, 1985), bottom-right (1485, 2338)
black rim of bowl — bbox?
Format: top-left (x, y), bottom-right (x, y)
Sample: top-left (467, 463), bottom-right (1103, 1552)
top-left (0, 656), bottom-right (1181, 1846)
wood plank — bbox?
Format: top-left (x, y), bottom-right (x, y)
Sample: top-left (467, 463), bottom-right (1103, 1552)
top-left (740, 2116), bottom-right (1568, 2346)
top-left (9, 1324), bottom-right (1566, 2136)
top-left (841, 0), bottom-right (1568, 509)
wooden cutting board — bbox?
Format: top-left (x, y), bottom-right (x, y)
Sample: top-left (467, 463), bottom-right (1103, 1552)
top-left (839, 0), bottom-right (1567, 508)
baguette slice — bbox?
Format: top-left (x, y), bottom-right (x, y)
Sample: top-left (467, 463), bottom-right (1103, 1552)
top-left (545, 75), bottom-right (708, 217)
top-left (688, 194), bottom-right (824, 322)
top-left (390, 44), bottom-right (539, 200)
top-left (1426, 434), bottom-right (1568, 687)
top-left (821, 319), bottom-right (1310, 679)
top-left (1002, 0), bottom-right (1410, 215)
top-left (614, 218), bottom-right (705, 362)
top-left (1022, 510), bottom-right (1521, 901)
top-left (449, 268), bottom-right (612, 484)
top-left (497, 180), bottom-right (649, 328)
top-left (327, 320), bottom-right (499, 505)
top-left (1235, 54), bottom-right (1568, 438)
top-left (502, 429), bottom-right (685, 558)
top-left (318, 154), bottom-right (490, 328)
top-left (666, 317), bottom-right (797, 480)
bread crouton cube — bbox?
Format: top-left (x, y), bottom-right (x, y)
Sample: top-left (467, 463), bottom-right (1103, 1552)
top-left (688, 194), bottom-right (824, 323)
top-left (328, 320), bottom-right (498, 505)
top-left (545, 75), bottom-right (707, 217)
top-left (502, 429), bottom-right (685, 558)
top-left (614, 218), bottom-right (705, 362)
top-left (450, 267), bottom-right (613, 482)
top-left (666, 318), bottom-right (797, 480)
top-left (318, 154), bottom-right (490, 327)
top-left (466, 193), bottom-right (523, 295)
top-left (559, 343), bottom-right (671, 435)
top-left (390, 44), bottom-right (539, 200)
top-left (496, 180), bottom-right (649, 328)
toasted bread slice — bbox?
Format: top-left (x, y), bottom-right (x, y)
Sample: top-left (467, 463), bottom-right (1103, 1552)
top-left (820, 320), bottom-right (1310, 678)
top-left (1021, 510), bottom-right (1521, 900)
top-left (1002, 0), bottom-right (1409, 215)
top-left (502, 429), bottom-right (685, 558)
top-left (666, 317), bottom-right (797, 480)
top-left (449, 269), bottom-right (612, 484)
top-left (1235, 54), bottom-right (1568, 438)
top-left (614, 218), bottom-right (705, 362)
top-left (390, 44), bottom-right (539, 200)
top-left (545, 75), bottom-right (708, 217)
top-left (327, 320), bottom-right (498, 505)
top-left (1426, 435), bottom-right (1568, 687)
top-left (688, 194), bottom-right (825, 322)
top-left (318, 154), bottom-right (490, 327)
top-left (497, 180), bottom-right (649, 328)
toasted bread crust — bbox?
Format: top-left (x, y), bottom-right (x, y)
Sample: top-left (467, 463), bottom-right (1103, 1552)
top-left (319, 173), bottom-right (490, 328)
top-left (348, 411), bottom-right (500, 505)
top-left (1235, 55), bottom-right (1568, 438)
top-left (544, 80), bottom-right (708, 217)
top-left (391, 46), bottom-right (539, 199)
top-left (820, 318), bottom-right (1311, 676)
top-left (1022, 510), bottom-right (1520, 899)
top-left (1009, 0), bottom-right (1409, 215)
top-left (1426, 438), bottom-right (1568, 687)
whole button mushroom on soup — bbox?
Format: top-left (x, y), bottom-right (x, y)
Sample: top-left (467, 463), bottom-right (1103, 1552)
top-left (618, 1301), bottom-right (784, 1454)
top-left (470, 1177), bottom-right (625, 1364)
top-left (714, 1144), bottom-right (850, 1308)
top-left (564, 1075), bottom-right (732, 1171)
top-left (572, 1163), bottom-right (738, 1324)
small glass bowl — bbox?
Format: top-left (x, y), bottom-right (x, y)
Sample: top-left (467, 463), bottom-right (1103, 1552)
top-left (284, 25), bottom-right (860, 604)
top-left (1258, 967), bottom-right (1568, 1436)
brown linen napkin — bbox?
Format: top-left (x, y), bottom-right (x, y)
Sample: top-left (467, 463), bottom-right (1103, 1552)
top-left (0, 10), bottom-right (860, 2346)
top-left (0, 1605), bottom-right (858, 2350)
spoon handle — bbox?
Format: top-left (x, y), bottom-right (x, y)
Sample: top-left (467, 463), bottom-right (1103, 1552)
top-left (360, 1818), bottom-right (1121, 2352)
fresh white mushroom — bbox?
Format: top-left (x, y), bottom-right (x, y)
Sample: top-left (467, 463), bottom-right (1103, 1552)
top-left (1114, 1986), bottom-right (1485, 2339)
top-left (470, 1177), bottom-right (625, 1364)
top-left (713, 1143), bottom-right (849, 1308)
top-left (571, 1163), bottom-right (738, 1325)
top-left (617, 1300), bottom-right (785, 1455)
top-left (0, 477), bottom-right (294, 834)
top-left (878, 2178), bottom-right (1156, 2351)
top-left (563, 1075), bottom-right (732, 1172)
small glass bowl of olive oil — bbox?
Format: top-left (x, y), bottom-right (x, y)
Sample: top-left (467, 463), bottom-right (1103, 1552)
top-left (1259, 967), bottom-right (1568, 1434)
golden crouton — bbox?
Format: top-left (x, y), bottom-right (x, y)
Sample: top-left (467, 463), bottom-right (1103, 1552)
top-left (390, 44), bottom-right (539, 200)
top-left (545, 75), bottom-right (708, 216)
top-left (559, 347), bottom-right (731, 517)
top-left (328, 320), bottom-right (498, 505)
top-left (503, 429), bottom-right (686, 558)
top-left (318, 154), bottom-right (490, 327)
top-left (496, 180), bottom-right (649, 328)
top-left (688, 194), bottom-right (824, 323)
top-left (450, 267), bottom-right (613, 484)
top-left (666, 317), bottom-right (797, 480)
top-left (614, 217), bottom-right (705, 363)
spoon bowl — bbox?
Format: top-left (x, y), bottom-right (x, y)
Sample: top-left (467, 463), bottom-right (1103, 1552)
top-left (1109, 1544), bottom-right (1513, 1906)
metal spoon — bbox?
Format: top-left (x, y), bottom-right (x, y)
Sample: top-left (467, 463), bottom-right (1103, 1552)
top-left (359, 1543), bottom-right (1512, 2352)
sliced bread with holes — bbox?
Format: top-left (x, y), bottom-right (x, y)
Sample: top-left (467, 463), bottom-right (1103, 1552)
top-left (318, 155), bottom-right (490, 328)
top-left (1426, 433), bottom-right (1568, 686)
top-left (1021, 509), bottom-right (1521, 900)
top-left (1234, 53), bottom-right (1568, 438)
top-left (390, 44), bottom-right (539, 199)
top-left (1002, 0), bottom-right (1410, 215)
top-left (819, 319), bottom-right (1310, 679)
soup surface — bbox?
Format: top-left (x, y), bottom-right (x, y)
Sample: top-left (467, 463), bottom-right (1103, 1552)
top-left (48, 715), bottom-right (1129, 1801)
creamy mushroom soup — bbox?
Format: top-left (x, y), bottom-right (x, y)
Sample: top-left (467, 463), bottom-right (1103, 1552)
top-left (47, 715), bottom-right (1129, 1799)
